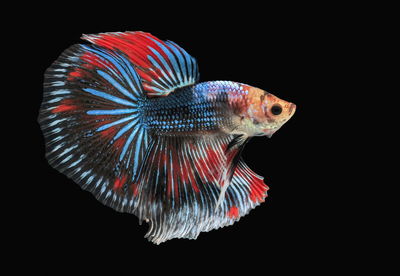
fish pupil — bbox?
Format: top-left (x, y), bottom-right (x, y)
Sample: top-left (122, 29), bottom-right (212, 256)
top-left (271, 105), bottom-right (282, 115)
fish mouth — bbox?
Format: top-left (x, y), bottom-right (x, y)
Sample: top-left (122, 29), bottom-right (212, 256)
top-left (289, 103), bottom-right (296, 116)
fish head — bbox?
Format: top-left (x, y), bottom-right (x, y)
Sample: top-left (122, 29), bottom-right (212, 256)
top-left (233, 85), bottom-right (296, 137)
top-left (259, 92), bottom-right (296, 137)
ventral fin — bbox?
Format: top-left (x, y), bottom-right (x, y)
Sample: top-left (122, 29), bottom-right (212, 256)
top-left (82, 31), bottom-right (200, 98)
top-left (216, 134), bottom-right (249, 209)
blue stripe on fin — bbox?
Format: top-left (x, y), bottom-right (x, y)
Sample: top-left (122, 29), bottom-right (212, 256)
top-left (119, 55), bottom-right (143, 98)
top-left (132, 128), bottom-right (145, 175)
top-left (97, 70), bottom-right (136, 101)
top-left (167, 41), bottom-right (195, 84)
top-left (147, 55), bottom-right (174, 87)
top-left (114, 118), bottom-right (139, 140)
top-left (148, 47), bottom-right (177, 83)
top-left (148, 38), bottom-right (183, 84)
top-left (165, 41), bottom-right (188, 85)
top-left (83, 88), bottom-right (135, 107)
top-left (96, 115), bottom-right (137, 131)
top-left (87, 109), bottom-right (136, 115)
top-left (119, 126), bottom-right (139, 161)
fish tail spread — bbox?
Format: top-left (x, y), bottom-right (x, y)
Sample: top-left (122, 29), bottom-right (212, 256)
top-left (39, 32), bottom-right (269, 243)
top-left (40, 41), bottom-right (152, 212)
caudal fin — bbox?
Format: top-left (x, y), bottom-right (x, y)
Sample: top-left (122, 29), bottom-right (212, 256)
top-left (39, 43), bottom-right (149, 212)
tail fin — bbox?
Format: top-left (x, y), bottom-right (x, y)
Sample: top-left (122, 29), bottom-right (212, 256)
top-left (39, 43), bottom-right (149, 212)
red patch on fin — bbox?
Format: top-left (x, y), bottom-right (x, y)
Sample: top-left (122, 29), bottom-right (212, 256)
top-left (113, 136), bottom-right (126, 150)
top-left (132, 183), bottom-right (139, 196)
top-left (82, 52), bottom-right (106, 69)
top-left (67, 70), bottom-right (83, 80)
top-left (227, 206), bottom-right (239, 219)
top-left (249, 178), bottom-right (269, 203)
top-left (52, 99), bottom-right (77, 113)
top-left (113, 175), bottom-right (127, 190)
top-left (100, 127), bottom-right (117, 138)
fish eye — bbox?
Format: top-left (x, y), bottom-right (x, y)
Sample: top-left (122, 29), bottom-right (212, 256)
top-left (271, 104), bottom-right (282, 115)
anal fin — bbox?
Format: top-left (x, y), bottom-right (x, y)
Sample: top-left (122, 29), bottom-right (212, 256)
top-left (132, 134), bottom-right (268, 244)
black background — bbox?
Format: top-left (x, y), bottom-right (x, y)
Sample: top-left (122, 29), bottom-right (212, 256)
top-left (22, 4), bottom-right (353, 273)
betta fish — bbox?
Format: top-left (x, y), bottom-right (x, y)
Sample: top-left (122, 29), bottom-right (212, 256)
top-left (39, 31), bottom-right (296, 244)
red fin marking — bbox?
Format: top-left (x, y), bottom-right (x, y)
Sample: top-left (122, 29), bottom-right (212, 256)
top-left (132, 183), bottom-right (139, 196)
top-left (134, 33), bottom-right (170, 60)
top-left (204, 147), bottom-right (222, 168)
top-left (204, 149), bottom-right (223, 183)
top-left (113, 178), bottom-right (121, 190)
top-left (127, 54), bottom-right (150, 70)
top-left (52, 105), bottom-right (76, 113)
top-left (190, 171), bottom-right (200, 193)
top-left (249, 178), bottom-right (268, 203)
top-left (227, 206), bottom-right (239, 219)
top-left (179, 157), bottom-right (189, 184)
top-left (93, 34), bottom-right (154, 70)
top-left (84, 32), bottom-right (190, 94)
top-left (197, 146), bottom-right (223, 183)
top-left (167, 162), bottom-right (172, 197)
top-left (67, 70), bottom-right (84, 81)
top-left (99, 126), bottom-right (117, 138)
top-left (82, 52), bottom-right (106, 69)
top-left (113, 175), bottom-right (127, 190)
top-left (81, 51), bottom-right (119, 74)
top-left (235, 164), bottom-right (268, 203)
top-left (113, 136), bottom-right (127, 150)
top-left (197, 157), bottom-right (214, 182)
top-left (52, 99), bottom-right (77, 113)
top-left (172, 150), bottom-right (180, 198)
top-left (124, 33), bottom-right (171, 64)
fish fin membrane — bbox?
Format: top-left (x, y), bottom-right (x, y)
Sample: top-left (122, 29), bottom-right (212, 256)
top-left (82, 31), bottom-right (199, 98)
top-left (39, 44), bottom-right (150, 212)
top-left (133, 135), bottom-right (269, 244)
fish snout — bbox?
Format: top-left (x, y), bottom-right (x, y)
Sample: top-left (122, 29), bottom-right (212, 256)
top-left (288, 103), bottom-right (296, 116)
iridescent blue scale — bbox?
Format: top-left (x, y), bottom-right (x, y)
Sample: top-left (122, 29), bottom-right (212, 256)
top-left (144, 81), bottom-right (237, 135)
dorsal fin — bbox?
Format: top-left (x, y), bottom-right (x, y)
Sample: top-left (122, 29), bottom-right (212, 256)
top-left (82, 31), bottom-right (199, 97)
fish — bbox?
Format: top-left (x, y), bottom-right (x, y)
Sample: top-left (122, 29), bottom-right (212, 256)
top-left (38, 31), bottom-right (296, 244)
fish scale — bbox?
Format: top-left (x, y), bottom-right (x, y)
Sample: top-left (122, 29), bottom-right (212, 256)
top-left (144, 81), bottom-right (240, 135)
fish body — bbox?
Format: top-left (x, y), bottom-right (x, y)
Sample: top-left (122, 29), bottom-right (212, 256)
top-left (39, 31), bottom-right (295, 244)
top-left (145, 81), bottom-right (295, 137)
